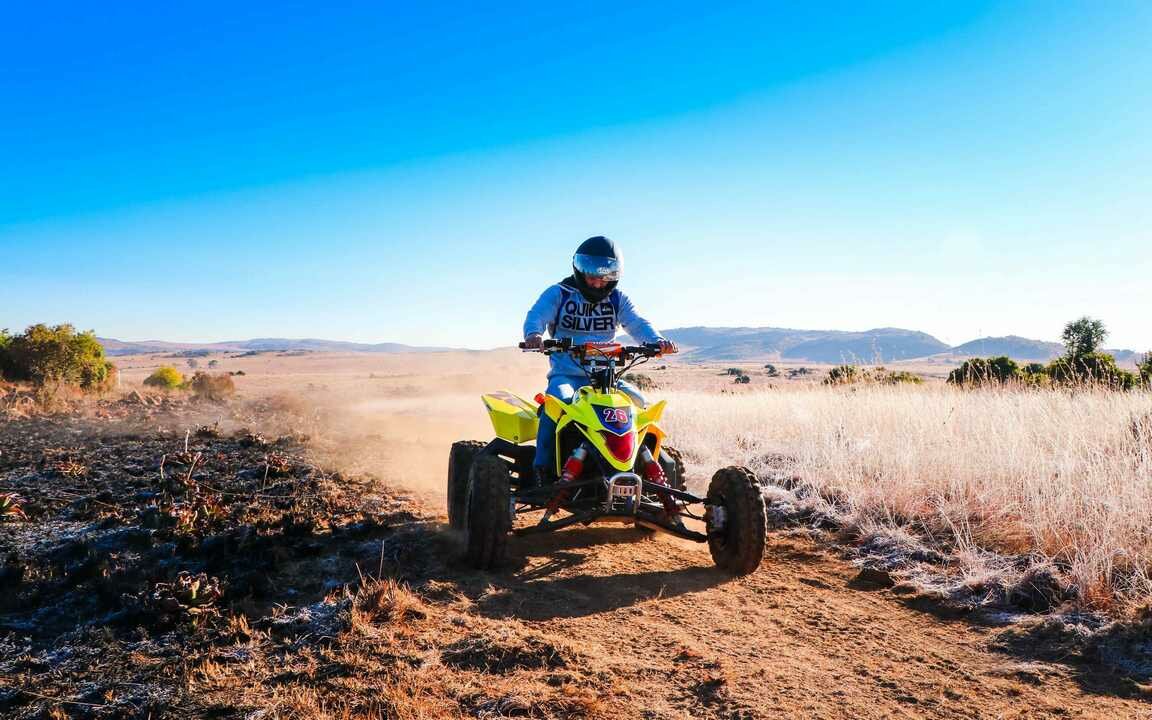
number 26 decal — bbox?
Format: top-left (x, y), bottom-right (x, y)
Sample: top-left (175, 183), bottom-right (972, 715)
top-left (601, 408), bottom-right (629, 424)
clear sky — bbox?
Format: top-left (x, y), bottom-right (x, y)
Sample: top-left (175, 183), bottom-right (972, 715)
top-left (2, 2), bottom-right (1149, 349)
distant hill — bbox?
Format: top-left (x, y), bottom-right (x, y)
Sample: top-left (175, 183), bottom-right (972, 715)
top-left (96, 337), bottom-right (455, 356)
top-left (98, 330), bottom-right (1141, 365)
top-left (650, 327), bottom-right (1140, 365)
top-left (944, 336), bottom-right (1139, 364)
top-left (947, 336), bottom-right (1064, 361)
top-left (660, 326), bottom-right (951, 363)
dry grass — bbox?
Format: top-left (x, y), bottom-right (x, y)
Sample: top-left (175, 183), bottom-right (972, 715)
top-left (664, 384), bottom-right (1152, 609)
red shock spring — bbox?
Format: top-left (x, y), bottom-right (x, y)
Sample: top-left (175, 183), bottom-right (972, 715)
top-left (547, 445), bottom-right (588, 512)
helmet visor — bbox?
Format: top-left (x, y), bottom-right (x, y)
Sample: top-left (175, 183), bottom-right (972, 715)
top-left (573, 253), bottom-right (621, 282)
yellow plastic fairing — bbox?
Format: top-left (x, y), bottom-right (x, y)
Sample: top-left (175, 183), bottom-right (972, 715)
top-left (482, 391), bottom-right (539, 444)
top-left (636, 400), bottom-right (666, 428)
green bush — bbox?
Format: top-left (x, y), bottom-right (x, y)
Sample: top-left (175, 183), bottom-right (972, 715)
top-left (826, 364), bottom-right (921, 386)
top-left (947, 356), bottom-right (1021, 386)
top-left (1021, 363), bottom-right (1051, 388)
top-left (878, 370), bottom-right (922, 385)
top-left (824, 364), bottom-right (859, 385)
top-left (188, 372), bottom-right (236, 402)
top-left (0, 324), bottom-right (116, 391)
top-left (144, 366), bottom-right (184, 390)
top-left (1047, 352), bottom-right (1137, 389)
top-left (734, 374), bottom-right (751, 384)
top-left (763, 363), bottom-right (779, 377)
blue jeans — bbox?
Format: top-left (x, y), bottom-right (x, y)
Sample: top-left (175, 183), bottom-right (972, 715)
top-left (533, 374), bottom-right (646, 472)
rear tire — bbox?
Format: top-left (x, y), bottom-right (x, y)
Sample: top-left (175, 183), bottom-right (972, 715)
top-left (465, 454), bottom-right (512, 569)
top-left (447, 441), bottom-right (485, 530)
top-left (659, 445), bottom-right (687, 491)
top-left (706, 466), bottom-right (767, 575)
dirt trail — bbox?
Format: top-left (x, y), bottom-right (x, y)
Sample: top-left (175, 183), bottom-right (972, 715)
top-left (3, 398), bottom-right (1149, 718)
top-left (463, 524), bottom-right (1149, 719)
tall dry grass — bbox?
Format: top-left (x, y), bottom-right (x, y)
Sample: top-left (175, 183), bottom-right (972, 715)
top-left (662, 384), bottom-right (1152, 608)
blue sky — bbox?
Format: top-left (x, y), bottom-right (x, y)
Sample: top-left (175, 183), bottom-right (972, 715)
top-left (2, 2), bottom-right (1149, 349)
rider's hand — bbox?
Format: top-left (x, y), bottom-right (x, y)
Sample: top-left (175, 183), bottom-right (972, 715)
top-left (523, 333), bottom-right (544, 350)
top-left (658, 339), bottom-right (678, 355)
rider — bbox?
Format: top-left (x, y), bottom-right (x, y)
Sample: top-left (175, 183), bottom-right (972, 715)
top-left (523, 236), bottom-right (678, 483)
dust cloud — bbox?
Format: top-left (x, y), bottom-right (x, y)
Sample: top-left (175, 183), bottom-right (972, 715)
top-left (230, 349), bottom-right (546, 507)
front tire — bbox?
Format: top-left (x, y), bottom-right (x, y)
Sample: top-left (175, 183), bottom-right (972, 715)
top-left (706, 466), bottom-right (767, 575)
top-left (464, 454), bottom-right (512, 569)
top-left (447, 441), bottom-right (485, 530)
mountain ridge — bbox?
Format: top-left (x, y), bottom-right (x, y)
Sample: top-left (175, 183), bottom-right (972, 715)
top-left (97, 329), bottom-right (1142, 365)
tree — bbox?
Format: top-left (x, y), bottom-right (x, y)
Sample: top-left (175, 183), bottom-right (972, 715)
top-left (0, 329), bottom-right (11, 379)
top-left (1139, 353), bottom-right (1152, 386)
top-left (0, 324), bottom-right (115, 391)
top-left (763, 363), bottom-right (779, 377)
top-left (207, 359), bottom-right (219, 369)
top-left (1061, 317), bottom-right (1107, 359)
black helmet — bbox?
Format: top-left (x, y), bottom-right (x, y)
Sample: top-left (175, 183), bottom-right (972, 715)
top-left (571, 236), bottom-right (621, 303)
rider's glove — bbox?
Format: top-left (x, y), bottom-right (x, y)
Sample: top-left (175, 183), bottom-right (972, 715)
top-left (657, 339), bottom-right (679, 355)
top-left (523, 333), bottom-right (544, 350)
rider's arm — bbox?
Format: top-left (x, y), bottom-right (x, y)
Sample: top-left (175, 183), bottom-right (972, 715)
top-left (615, 290), bottom-right (663, 345)
top-left (523, 285), bottom-right (563, 340)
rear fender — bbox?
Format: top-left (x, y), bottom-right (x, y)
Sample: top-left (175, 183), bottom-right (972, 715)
top-left (482, 391), bottom-right (539, 444)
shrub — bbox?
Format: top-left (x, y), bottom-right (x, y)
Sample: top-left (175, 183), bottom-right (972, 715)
top-left (878, 370), bottom-right (922, 385)
top-left (764, 363), bottom-right (779, 377)
top-left (947, 356), bottom-right (1021, 386)
top-left (725, 367), bottom-right (743, 376)
top-left (787, 367), bottom-right (812, 379)
top-left (1047, 352), bottom-right (1137, 389)
top-left (188, 372), bottom-right (236, 402)
top-left (826, 364), bottom-right (921, 386)
top-left (1021, 363), bottom-right (1051, 388)
top-left (0, 324), bottom-right (116, 391)
top-left (623, 372), bottom-right (658, 391)
top-left (734, 374), bottom-right (751, 384)
top-left (824, 365), bottom-right (859, 385)
top-left (186, 358), bottom-right (199, 369)
top-left (144, 366), bottom-right (184, 390)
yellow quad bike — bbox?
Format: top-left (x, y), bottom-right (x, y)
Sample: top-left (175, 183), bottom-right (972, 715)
top-left (447, 339), bottom-right (766, 574)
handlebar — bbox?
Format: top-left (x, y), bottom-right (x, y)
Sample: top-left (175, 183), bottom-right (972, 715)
top-left (517, 339), bottom-right (663, 359)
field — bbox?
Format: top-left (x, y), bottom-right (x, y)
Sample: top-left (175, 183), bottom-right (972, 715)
top-left (120, 348), bottom-right (1152, 609)
top-left (3, 349), bottom-right (1152, 718)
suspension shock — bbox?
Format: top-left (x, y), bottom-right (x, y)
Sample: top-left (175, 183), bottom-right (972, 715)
top-left (546, 444), bottom-right (589, 512)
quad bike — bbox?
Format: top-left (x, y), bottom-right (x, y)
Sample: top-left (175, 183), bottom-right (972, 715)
top-left (447, 338), bottom-right (767, 575)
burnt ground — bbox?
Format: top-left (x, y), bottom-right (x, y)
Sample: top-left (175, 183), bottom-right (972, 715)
top-left (2, 400), bottom-right (1152, 719)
